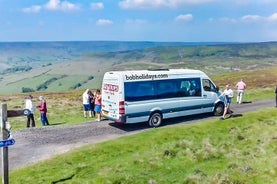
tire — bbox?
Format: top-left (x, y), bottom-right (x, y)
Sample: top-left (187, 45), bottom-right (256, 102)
top-left (148, 112), bottom-right (162, 127)
top-left (214, 103), bottom-right (224, 116)
top-left (23, 109), bottom-right (31, 116)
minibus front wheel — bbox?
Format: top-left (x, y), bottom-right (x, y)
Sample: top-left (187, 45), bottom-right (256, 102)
top-left (148, 112), bottom-right (163, 127)
top-left (214, 103), bottom-right (224, 116)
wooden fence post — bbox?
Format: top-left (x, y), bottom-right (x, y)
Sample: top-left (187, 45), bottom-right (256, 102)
top-left (0, 104), bottom-right (28, 184)
top-left (1, 104), bottom-right (9, 184)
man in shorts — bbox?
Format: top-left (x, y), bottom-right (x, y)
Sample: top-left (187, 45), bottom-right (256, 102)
top-left (82, 89), bottom-right (92, 118)
top-left (219, 84), bottom-right (234, 120)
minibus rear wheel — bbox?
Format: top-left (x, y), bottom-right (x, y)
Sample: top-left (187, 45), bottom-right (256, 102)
top-left (148, 112), bottom-right (162, 127)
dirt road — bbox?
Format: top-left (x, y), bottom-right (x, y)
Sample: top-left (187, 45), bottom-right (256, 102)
top-left (7, 99), bottom-right (275, 171)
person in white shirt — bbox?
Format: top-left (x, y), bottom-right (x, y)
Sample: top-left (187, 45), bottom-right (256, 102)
top-left (82, 89), bottom-right (92, 118)
top-left (219, 84), bottom-right (234, 120)
top-left (25, 95), bottom-right (36, 127)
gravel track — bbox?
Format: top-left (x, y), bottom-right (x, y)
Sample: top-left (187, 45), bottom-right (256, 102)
top-left (6, 99), bottom-right (276, 171)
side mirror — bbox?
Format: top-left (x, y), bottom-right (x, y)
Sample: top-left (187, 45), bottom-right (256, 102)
top-left (215, 86), bottom-right (219, 93)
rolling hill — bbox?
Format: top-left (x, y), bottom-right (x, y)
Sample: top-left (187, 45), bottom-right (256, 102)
top-left (0, 41), bottom-right (277, 94)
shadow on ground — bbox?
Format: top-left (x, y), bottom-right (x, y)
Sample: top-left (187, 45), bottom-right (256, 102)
top-left (242, 101), bottom-right (252, 104)
top-left (108, 113), bottom-right (216, 132)
top-left (232, 113), bottom-right (243, 118)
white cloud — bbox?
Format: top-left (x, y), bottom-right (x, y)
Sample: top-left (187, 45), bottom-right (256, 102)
top-left (175, 14), bottom-right (193, 22)
top-left (119, 0), bottom-right (216, 9)
top-left (22, 5), bottom-right (42, 13)
top-left (96, 19), bottom-right (113, 26)
top-left (268, 13), bottom-right (277, 22)
top-left (91, 2), bottom-right (104, 10)
top-left (212, 12), bottom-right (277, 25)
top-left (22, 0), bottom-right (80, 13)
top-left (44, 0), bottom-right (80, 12)
top-left (240, 13), bottom-right (277, 23)
top-left (241, 15), bottom-right (262, 22)
top-left (232, 0), bottom-right (277, 6)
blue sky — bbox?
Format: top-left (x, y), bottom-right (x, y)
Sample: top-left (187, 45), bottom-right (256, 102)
top-left (1, 0), bottom-right (277, 42)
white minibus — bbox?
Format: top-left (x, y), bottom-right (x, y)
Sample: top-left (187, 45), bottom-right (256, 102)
top-left (101, 69), bottom-right (224, 127)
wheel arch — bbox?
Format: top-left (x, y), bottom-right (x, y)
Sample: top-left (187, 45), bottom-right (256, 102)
top-left (148, 110), bottom-right (163, 127)
top-left (213, 101), bottom-right (225, 116)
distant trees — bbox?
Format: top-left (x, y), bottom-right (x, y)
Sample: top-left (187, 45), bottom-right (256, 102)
top-left (70, 75), bottom-right (94, 90)
top-left (36, 75), bottom-right (67, 91)
top-left (70, 83), bottom-right (82, 90)
top-left (21, 74), bottom-right (94, 93)
top-left (88, 75), bottom-right (94, 80)
top-left (42, 63), bottom-right (52, 67)
top-left (1, 66), bottom-right (32, 74)
top-left (22, 87), bottom-right (35, 93)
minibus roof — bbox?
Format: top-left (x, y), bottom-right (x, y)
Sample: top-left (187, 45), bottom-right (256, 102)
top-left (106, 68), bottom-right (205, 75)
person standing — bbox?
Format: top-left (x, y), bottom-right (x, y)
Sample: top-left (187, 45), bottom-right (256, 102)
top-left (275, 84), bottom-right (277, 107)
top-left (219, 84), bottom-right (234, 120)
top-left (37, 96), bottom-right (50, 126)
top-left (236, 79), bottom-right (246, 104)
top-left (94, 89), bottom-right (102, 121)
top-left (25, 95), bottom-right (36, 128)
top-left (82, 89), bottom-right (92, 118)
top-left (88, 90), bottom-right (95, 117)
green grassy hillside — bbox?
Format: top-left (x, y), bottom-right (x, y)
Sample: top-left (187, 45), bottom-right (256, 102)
top-left (8, 108), bottom-right (277, 183)
top-left (1, 42), bottom-right (277, 94)
top-left (1, 41), bottom-right (276, 183)
top-left (1, 65), bottom-right (276, 131)
top-left (0, 58), bottom-right (112, 94)
top-left (213, 66), bottom-right (277, 89)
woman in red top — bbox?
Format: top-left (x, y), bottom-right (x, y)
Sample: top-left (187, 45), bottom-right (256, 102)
top-left (94, 89), bottom-right (102, 121)
top-left (37, 96), bottom-right (50, 126)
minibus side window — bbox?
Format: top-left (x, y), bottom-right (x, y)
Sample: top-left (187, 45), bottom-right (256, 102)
top-left (202, 79), bottom-right (216, 92)
top-left (189, 78), bottom-right (202, 96)
top-left (178, 78), bottom-right (201, 97)
top-left (179, 80), bottom-right (190, 97)
top-left (125, 81), bottom-right (155, 101)
top-left (157, 80), bottom-right (178, 98)
top-left (125, 78), bottom-right (203, 101)
top-left (125, 82), bottom-right (136, 101)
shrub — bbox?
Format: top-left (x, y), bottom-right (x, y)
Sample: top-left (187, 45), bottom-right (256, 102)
top-left (21, 87), bottom-right (35, 93)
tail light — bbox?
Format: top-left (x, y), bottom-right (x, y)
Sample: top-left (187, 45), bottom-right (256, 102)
top-left (119, 101), bottom-right (125, 115)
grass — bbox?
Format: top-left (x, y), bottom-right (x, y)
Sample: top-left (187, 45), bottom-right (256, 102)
top-left (0, 62), bottom-right (275, 183)
top-left (212, 66), bottom-right (277, 90)
top-left (0, 90), bottom-right (98, 130)
top-left (0, 65), bottom-right (275, 131)
top-left (8, 108), bottom-right (277, 183)
top-left (1, 64), bottom-right (276, 131)
top-left (1, 86), bottom-right (275, 131)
